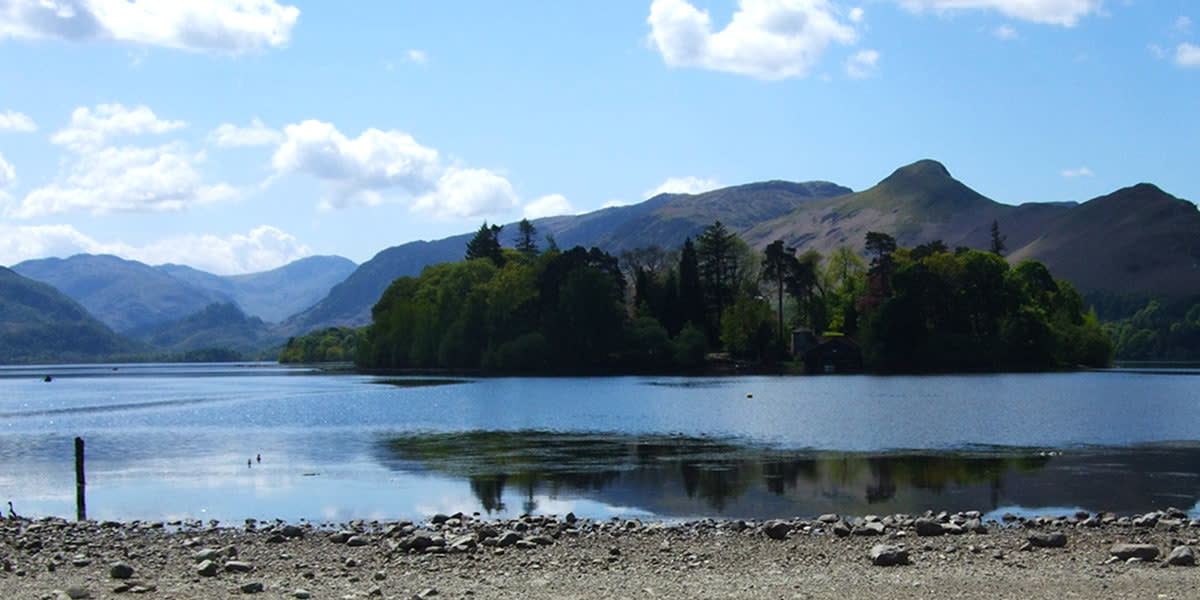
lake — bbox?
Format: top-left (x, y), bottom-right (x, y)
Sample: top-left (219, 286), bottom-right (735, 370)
top-left (0, 363), bottom-right (1197, 524)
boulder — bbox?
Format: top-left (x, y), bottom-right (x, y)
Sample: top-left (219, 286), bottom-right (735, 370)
top-left (1166, 546), bottom-right (1194, 566)
top-left (108, 562), bottom-right (134, 580)
top-left (869, 544), bottom-right (910, 566)
top-left (197, 560), bottom-right (219, 577)
top-left (914, 518), bottom-right (944, 537)
top-left (763, 520), bottom-right (792, 540)
top-left (1109, 543), bottom-right (1159, 561)
top-left (1027, 532), bottom-right (1067, 548)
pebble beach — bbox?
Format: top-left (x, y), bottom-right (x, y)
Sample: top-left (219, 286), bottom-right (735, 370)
top-left (3, 509), bottom-right (1198, 600)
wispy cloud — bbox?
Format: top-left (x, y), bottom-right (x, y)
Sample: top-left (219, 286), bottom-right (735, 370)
top-left (993, 25), bottom-right (1018, 40)
top-left (0, 110), bottom-right (36, 132)
top-left (1177, 43), bottom-right (1200, 68)
top-left (845, 49), bottom-right (880, 78)
top-left (1061, 167), bottom-right (1094, 178)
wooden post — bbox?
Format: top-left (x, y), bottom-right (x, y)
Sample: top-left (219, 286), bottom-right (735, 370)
top-left (74, 437), bottom-right (86, 522)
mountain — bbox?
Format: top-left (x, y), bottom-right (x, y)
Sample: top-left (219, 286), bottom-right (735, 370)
top-left (12, 254), bottom-right (233, 334)
top-left (742, 160), bottom-right (1075, 254)
top-left (157, 255), bottom-right (357, 323)
top-left (284, 179), bottom-right (852, 331)
top-left (0, 267), bottom-right (137, 363)
top-left (1008, 183), bottom-right (1200, 296)
top-left (132, 302), bottom-right (282, 354)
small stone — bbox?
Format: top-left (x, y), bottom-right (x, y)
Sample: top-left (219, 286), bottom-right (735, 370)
top-left (240, 582), bottom-right (264, 594)
top-left (292, 590), bottom-right (312, 599)
top-left (191, 548), bottom-right (221, 562)
top-left (1027, 532), bottom-right (1067, 548)
top-left (1110, 543), bottom-right (1159, 561)
top-left (415, 587), bottom-right (439, 599)
top-left (373, 570), bottom-right (386, 581)
top-left (817, 513), bottom-right (840, 523)
top-left (515, 539), bottom-right (538, 549)
top-left (914, 518), bottom-right (945, 537)
top-left (527, 535), bottom-right (554, 546)
top-left (65, 586), bottom-right (91, 599)
top-left (329, 531), bottom-right (353, 544)
top-left (225, 560), bottom-right (253, 573)
top-left (109, 562), bottom-right (135, 580)
top-left (832, 521), bottom-right (852, 537)
top-left (265, 534), bottom-right (287, 544)
top-left (197, 559), bottom-right (219, 577)
top-left (369, 587), bottom-right (383, 597)
top-left (282, 525), bottom-right (305, 538)
top-left (346, 536), bottom-right (369, 547)
top-left (497, 531), bottom-right (522, 547)
top-left (1165, 546), bottom-right (1195, 566)
top-left (71, 557), bottom-right (92, 567)
top-left (869, 544), bottom-right (910, 566)
top-left (853, 522), bottom-right (885, 536)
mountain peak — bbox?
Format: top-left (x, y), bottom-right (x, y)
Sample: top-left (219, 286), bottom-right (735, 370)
top-left (887, 159), bottom-right (952, 181)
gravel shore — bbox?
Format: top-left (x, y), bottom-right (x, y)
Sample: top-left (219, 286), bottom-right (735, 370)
top-left (2, 509), bottom-right (1197, 599)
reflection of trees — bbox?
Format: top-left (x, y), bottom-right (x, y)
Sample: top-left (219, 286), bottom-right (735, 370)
top-left (376, 431), bottom-right (1058, 515)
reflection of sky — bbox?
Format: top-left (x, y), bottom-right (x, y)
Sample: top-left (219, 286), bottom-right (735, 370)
top-left (1, 366), bottom-right (1199, 522)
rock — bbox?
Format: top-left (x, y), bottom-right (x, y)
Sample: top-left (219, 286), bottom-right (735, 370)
top-left (64, 586), bottom-right (91, 599)
top-left (374, 570), bottom-right (387, 581)
top-left (431, 513), bottom-right (450, 525)
top-left (1109, 543), bottom-right (1159, 561)
top-left (292, 590), bottom-right (311, 599)
top-left (281, 525), bottom-right (304, 538)
top-left (527, 535), bottom-right (554, 546)
top-left (192, 548), bottom-right (222, 562)
top-left (416, 588), bottom-right (439, 599)
top-left (346, 535), bottom-right (369, 547)
top-left (869, 544), bottom-right (910, 566)
top-left (109, 562), bottom-right (135, 579)
top-left (329, 531), bottom-right (353, 544)
top-left (515, 539), bottom-right (539, 549)
top-left (1027, 532), bottom-right (1067, 548)
top-left (832, 521), bottom-right (851, 538)
top-left (763, 520), bottom-right (792, 540)
top-left (449, 534), bottom-right (477, 550)
top-left (240, 582), bottom-right (264, 594)
top-left (497, 531), bottom-right (522, 547)
top-left (852, 522), bottom-right (885, 536)
top-left (197, 559), bottom-right (219, 577)
top-left (265, 533), bottom-right (287, 544)
top-left (914, 518), bottom-right (944, 537)
top-left (565, 512), bottom-right (577, 524)
top-left (817, 513), bottom-right (840, 523)
top-left (224, 560), bottom-right (253, 573)
top-left (1166, 546), bottom-right (1195, 566)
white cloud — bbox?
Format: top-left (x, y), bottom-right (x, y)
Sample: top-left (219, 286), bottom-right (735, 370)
top-left (1061, 167), bottom-right (1094, 178)
top-left (993, 24), bottom-right (1018, 39)
top-left (1177, 43), bottom-right (1200, 67)
top-left (411, 167), bottom-right (519, 220)
top-left (523, 193), bottom-right (573, 219)
top-left (0, 110), bottom-right (36, 132)
top-left (895, 0), bottom-right (1102, 26)
top-left (272, 119), bottom-right (441, 209)
top-left (849, 7), bottom-right (865, 23)
top-left (0, 223), bottom-right (309, 275)
top-left (407, 49), bottom-right (428, 66)
top-left (51, 104), bottom-right (185, 151)
top-left (647, 0), bottom-right (857, 80)
top-left (845, 48), bottom-right (880, 78)
top-left (0, 0), bottom-right (299, 54)
top-left (15, 143), bottom-right (236, 217)
top-left (208, 118), bottom-right (283, 147)
top-left (0, 152), bottom-right (15, 188)
top-left (645, 175), bottom-right (722, 198)
top-left (1175, 16), bottom-right (1193, 32)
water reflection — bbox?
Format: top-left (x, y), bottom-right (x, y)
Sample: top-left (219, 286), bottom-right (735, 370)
top-left (376, 431), bottom-right (1200, 519)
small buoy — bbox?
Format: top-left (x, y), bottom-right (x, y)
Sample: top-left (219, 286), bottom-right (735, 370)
top-left (256, 454), bottom-right (261, 463)
top-left (43, 375), bottom-right (52, 383)
top-left (746, 393), bottom-right (753, 398)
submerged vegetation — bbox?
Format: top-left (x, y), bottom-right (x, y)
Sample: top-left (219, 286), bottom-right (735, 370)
top-left (353, 220), bottom-right (1111, 373)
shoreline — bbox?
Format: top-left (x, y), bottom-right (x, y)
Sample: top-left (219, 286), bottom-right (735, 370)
top-left (3, 509), bottom-right (1196, 599)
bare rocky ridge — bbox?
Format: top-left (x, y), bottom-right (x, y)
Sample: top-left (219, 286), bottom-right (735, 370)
top-left (3, 509), bottom-right (1196, 599)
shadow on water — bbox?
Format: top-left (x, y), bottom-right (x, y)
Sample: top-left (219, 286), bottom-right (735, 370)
top-left (375, 431), bottom-right (1200, 520)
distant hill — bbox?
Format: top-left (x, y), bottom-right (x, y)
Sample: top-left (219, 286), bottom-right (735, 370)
top-left (158, 255), bottom-right (357, 323)
top-left (742, 160), bottom-right (1075, 254)
top-left (12, 254), bottom-right (233, 334)
top-left (1008, 183), bottom-right (1200, 296)
top-left (283, 179), bottom-right (852, 332)
top-left (0, 267), bottom-right (137, 364)
top-left (131, 302), bottom-right (283, 354)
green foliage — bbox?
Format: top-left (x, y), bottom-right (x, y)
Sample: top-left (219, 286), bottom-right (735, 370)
top-left (1102, 296), bottom-right (1200, 360)
top-left (465, 222), bottom-right (505, 266)
top-left (515, 219), bottom-right (539, 256)
top-left (280, 326), bottom-right (364, 363)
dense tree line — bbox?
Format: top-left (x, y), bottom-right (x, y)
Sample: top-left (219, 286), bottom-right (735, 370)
top-left (356, 220), bottom-right (1111, 373)
top-left (1101, 297), bottom-right (1200, 360)
top-left (280, 326), bottom-right (364, 363)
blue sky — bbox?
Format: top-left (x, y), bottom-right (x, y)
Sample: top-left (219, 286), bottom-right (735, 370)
top-left (0, 0), bottom-right (1196, 274)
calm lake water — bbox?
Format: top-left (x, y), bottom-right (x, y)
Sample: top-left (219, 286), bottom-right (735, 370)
top-left (0, 363), bottom-right (1197, 523)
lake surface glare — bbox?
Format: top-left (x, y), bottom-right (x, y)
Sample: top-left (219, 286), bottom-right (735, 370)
top-left (0, 363), bottom-right (1197, 523)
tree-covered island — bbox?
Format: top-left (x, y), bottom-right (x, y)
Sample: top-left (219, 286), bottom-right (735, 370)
top-left (334, 219), bottom-right (1111, 374)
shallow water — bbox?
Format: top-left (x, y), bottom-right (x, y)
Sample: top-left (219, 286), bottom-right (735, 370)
top-left (0, 363), bottom-right (1197, 522)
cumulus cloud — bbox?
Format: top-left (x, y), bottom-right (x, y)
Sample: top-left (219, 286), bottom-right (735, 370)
top-left (0, 0), bottom-right (299, 54)
top-left (1177, 43), bottom-right (1200, 67)
top-left (407, 49), bottom-right (428, 66)
top-left (411, 167), bottom-right (519, 220)
top-left (272, 119), bottom-right (441, 209)
top-left (0, 110), bottom-right (36, 132)
top-left (845, 48), bottom-right (880, 78)
top-left (208, 118), bottom-right (283, 147)
top-left (15, 143), bottom-right (236, 217)
top-left (645, 175), bottom-right (722, 198)
top-left (0, 223), bottom-right (310, 275)
top-left (1061, 167), bottom-right (1094, 178)
top-left (270, 119), bottom-right (522, 220)
top-left (52, 103), bottom-right (185, 151)
top-left (647, 0), bottom-right (858, 80)
top-left (1176, 16), bottom-right (1193, 32)
top-left (849, 7), bottom-right (865, 23)
top-left (895, 0), bottom-right (1102, 26)
top-left (523, 193), bottom-right (574, 219)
